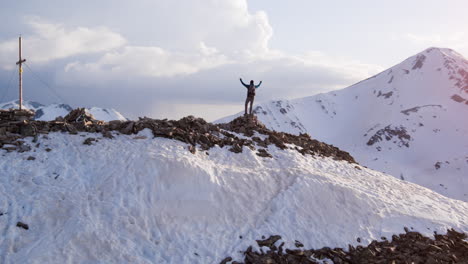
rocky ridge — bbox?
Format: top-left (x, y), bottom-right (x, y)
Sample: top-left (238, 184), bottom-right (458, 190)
top-left (222, 229), bottom-right (468, 264)
top-left (0, 109), bottom-right (355, 163)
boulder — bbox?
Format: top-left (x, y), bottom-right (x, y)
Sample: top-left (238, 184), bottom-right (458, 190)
top-left (64, 108), bottom-right (95, 123)
top-left (120, 122), bottom-right (135, 135)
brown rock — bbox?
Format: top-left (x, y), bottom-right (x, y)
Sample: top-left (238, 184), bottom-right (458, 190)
top-left (16, 222), bottom-right (29, 230)
top-left (120, 122), bottom-right (135, 134)
top-left (188, 145), bottom-right (196, 154)
top-left (64, 108), bottom-right (95, 123)
top-left (256, 148), bottom-right (272, 158)
top-left (19, 123), bottom-right (36, 137)
top-left (108, 120), bottom-right (123, 130)
top-left (83, 138), bottom-right (96, 145)
top-left (219, 257), bottom-right (232, 264)
top-left (102, 130), bottom-right (114, 139)
top-left (256, 235), bottom-right (282, 249)
top-left (229, 143), bottom-right (243, 153)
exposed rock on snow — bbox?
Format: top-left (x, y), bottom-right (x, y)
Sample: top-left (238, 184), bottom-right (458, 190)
top-left (256, 235), bottom-right (282, 248)
top-left (0, 110), bottom-right (356, 163)
top-left (400, 105), bottom-right (443, 115)
top-left (227, 229), bottom-right (468, 264)
top-left (451, 94), bottom-right (466, 103)
top-left (366, 125), bottom-right (411, 148)
top-left (256, 148), bottom-right (272, 158)
top-left (412, 54), bottom-right (426, 70)
top-left (83, 137), bottom-right (97, 145)
top-left (16, 222), bottom-right (29, 230)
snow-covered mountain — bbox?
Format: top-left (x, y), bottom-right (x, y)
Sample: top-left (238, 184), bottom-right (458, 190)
top-left (0, 129), bottom-right (466, 263)
top-left (0, 100), bottom-right (127, 122)
top-left (218, 47), bottom-right (468, 202)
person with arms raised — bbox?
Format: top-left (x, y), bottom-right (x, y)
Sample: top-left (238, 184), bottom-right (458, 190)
top-left (240, 78), bottom-right (262, 116)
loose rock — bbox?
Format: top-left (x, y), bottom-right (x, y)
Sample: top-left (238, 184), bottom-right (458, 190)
top-left (83, 138), bottom-right (96, 145)
top-left (223, 229), bottom-right (468, 264)
top-left (0, 109), bottom-right (356, 163)
top-left (16, 222), bottom-right (29, 230)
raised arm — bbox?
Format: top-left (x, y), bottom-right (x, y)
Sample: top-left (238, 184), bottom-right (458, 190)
top-left (240, 78), bottom-right (249, 88)
top-left (255, 81), bottom-right (262, 88)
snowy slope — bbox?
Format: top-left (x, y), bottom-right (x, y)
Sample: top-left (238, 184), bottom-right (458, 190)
top-left (0, 130), bottom-right (467, 263)
top-left (218, 47), bottom-right (468, 202)
top-left (0, 100), bottom-right (127, 122)
top-left (85, 107), bottom-right (127, 122)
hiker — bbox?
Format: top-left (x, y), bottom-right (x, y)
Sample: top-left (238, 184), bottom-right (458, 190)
top-left (240, 78), bottom-right (262, 115)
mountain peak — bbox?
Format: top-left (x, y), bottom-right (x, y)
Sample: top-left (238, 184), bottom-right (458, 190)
top-left (421, 47), bottom-right (466, 59)
top-left (401, 47), bottom-right (467, 68)
top-left (423, 47), bottom-right (453, 54)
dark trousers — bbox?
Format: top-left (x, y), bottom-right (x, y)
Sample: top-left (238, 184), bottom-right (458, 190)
top-left (245, 96), bottom-right (254, 115)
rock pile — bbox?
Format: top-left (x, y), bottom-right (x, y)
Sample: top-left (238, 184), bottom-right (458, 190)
top-left (0, 109), bottom-right (35, 122)
top-left (0, 109), bottom-right (36, 152)
top-left (223, 229), bottom-right (468, 264)
top-left (220, 115), bottom-right (355, 163)
top-left (0, 109), bottom-right (355, 163)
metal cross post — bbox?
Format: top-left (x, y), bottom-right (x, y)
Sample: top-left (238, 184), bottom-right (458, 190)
top-left (15, 36), bottom-right (26, 110)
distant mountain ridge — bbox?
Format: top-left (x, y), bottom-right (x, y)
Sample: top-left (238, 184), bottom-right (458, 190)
top-left (217, 47), bottom-right (468, 201)
top-left (0, 100), bottom-right (127, 122)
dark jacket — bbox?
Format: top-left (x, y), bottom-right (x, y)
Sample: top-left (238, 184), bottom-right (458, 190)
top-left (240, 79), bottom-right (262, 97)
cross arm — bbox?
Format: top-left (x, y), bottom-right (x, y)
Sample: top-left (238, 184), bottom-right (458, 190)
top-left (16, 59), bottom-right (26, 65)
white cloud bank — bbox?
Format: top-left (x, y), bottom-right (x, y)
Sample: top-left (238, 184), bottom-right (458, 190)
top-left (0, 17), bottom-right (126, 69)
top-left (64, 0), bottom-right (277, 78)
top-left (65, 43), bottom-right (231, 77)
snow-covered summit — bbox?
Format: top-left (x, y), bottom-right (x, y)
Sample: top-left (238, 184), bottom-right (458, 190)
top-left (0, 127), bottom-right (466, 263)
top-left (217, 47), bottom-right (468, 202)
top-left (0, 100), bottom-right (127, 122)
top-left (346, 46), bottom-right (468, 98)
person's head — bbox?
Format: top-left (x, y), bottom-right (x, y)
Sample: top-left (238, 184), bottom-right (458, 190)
top-left (250, 80), bottom-right (254, 85)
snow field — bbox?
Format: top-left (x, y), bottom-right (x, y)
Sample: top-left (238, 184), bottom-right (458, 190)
top-left (0, 129), bottom-right (467, 263)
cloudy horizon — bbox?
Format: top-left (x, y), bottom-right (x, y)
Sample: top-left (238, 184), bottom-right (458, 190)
top-left (1, 0), bottom-right (467, 121)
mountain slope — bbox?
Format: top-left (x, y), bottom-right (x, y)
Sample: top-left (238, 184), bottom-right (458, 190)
top-left (218, 47), bottom-right (468, 202)
top-left (0, 100), bottom-right (127, 121)
top-left (0, 126), bottom-right (467, 263)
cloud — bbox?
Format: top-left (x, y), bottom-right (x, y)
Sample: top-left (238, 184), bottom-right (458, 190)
top-left (0, 0), bottom-right (383, 121)
top-left (62, 0), bottom-right (278, 78)
top-left (0, 17), bottom-right (125, 69)
top-left (134, 0), bottom-right (274, 57)
top-left (65, 42), bottom-right (231, 77)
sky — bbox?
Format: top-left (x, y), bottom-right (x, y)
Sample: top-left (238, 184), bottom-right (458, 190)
top-left (0, 0), bottom-right (467, 121)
